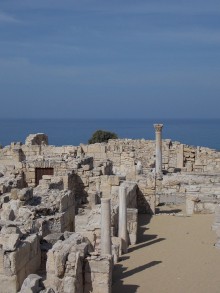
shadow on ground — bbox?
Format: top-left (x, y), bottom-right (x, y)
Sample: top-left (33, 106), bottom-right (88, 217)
top-left (155, 208), bottom-right (182, 214)
top-left (155, 203), bottom-right (183, 215)
top-left (129, 213), bottom-right (166, 252)
top-left (112, 261), bottom-right (162, 293)
top-left (112, 213), bottom-right (163, 292)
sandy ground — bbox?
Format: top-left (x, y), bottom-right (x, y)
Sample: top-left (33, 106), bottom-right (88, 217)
top-left (112, 205), bottom-right (220, 293)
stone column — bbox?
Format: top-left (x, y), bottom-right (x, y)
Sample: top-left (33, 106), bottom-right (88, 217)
top-left (101, 198), bottom-right (112, 255)
top-left (118, 186), bottom-right (128, 253)
top-left (154, 124), bottom-right (163, 179)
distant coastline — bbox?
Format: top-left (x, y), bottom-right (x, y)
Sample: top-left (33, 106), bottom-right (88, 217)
top-left (0, 118), bottom-right (220, 150)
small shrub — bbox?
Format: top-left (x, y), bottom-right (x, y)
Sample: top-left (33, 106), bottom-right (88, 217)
top-left (88, 130), bottom-right (118, 144)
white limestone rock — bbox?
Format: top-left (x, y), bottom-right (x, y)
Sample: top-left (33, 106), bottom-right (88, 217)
top-left (0, 233), bottom-right (20, 251)
top-left (25, 134), bottom-right (48, 146)
top-left (19, 274), bottom-right (43, 293)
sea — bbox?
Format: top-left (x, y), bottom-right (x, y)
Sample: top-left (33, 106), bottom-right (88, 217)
top-left (0, 119), bottom-right (220, 150)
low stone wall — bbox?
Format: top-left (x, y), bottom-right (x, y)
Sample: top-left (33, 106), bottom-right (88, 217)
top-left (46, 232), bottom-right (112, 293)
top-left (0, 229), bottom-right (41, 293)
top-left (84, 255), bottom-right (113, 293)
top-left (160, 173), bottom-right (220, 214)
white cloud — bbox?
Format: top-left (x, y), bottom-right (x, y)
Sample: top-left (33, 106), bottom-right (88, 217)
top-left (0, 11), bottom-right (20, 23)
top-left (0, 57), bottom-right (219, 89)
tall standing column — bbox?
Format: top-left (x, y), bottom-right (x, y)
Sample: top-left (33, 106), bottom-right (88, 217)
top-left (101, 198), bottom-right (112, 255)
top-left (118, 186), bottom-right (128, 253)
top-left (154, 124), bottom-right (163, 179)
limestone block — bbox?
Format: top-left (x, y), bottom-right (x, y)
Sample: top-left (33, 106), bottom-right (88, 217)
top-left (84, 255), bottom-right (112, 293)
top-left (1, 226), bottom-right (23, 237)
top-left (46, 249), bottom-right (56, 275)
top-left (26, 235), bottom-right (40, 259)
top-left (0, 274), bottom-right (18, 293)
top-left (176, 144), bottom-right (184, 168)
top-left (186, 196), bottom-right (196, 215)
top-left (80, 144), bottom-right (88, 153)
top-left (203, 203), bottom-right (216, 214)
top-left (11, 189), bottom-right (18, 200)
top-left (42, 175), bottom-right (52, 181)
top-left (87, 144), bottom-right (101, 154)
top-left (84, 273), bottom-right (111, 293)
top-left (194, 202), bottom-right (203, 213)
top-left (186, 185), bottom-right (201, 192)
top-left (18, 207), bottom-right (33, 222)
top-left (107, 176), bottom-right (120, 186)
top-left (85, 256), bottom-right (112, 273)
top-left (25, 172), bottom-right (35, 182)
top-left (0, 234), bottom-right (20, 251)
top-left (99, 184), bottom-right (111, 197)
top-left (111, 185), bottom-right (119, 197)
top-left (54, 248), bottom-right (69, 277)
top-left (127, 208), bottom-right (138, 245)
top-left (63, 276), bottom-right (77, 293)
top-left (59, 194), bottom-right (69, 212)
top-left (19, 274), bottom-right (42, 293)
top-left (43, 233), bottom-right (64, 246)
top-left (25, 134), bottom-right (48, 146)
top-left (9, 241), bottom-right (31, 273)
top-left (18, 188), bottom-right (33, 202)
top-left (1, 208), bottom-right (15, 221)
top-left (112, 236), bottom-right (122, 257)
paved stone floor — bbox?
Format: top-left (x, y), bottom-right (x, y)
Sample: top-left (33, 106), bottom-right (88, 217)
top-left (112, 206), bottom-right (220, 293)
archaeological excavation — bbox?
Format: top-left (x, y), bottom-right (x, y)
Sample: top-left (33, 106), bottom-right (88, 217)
top-left (0, 125), bottom-right (220, 293)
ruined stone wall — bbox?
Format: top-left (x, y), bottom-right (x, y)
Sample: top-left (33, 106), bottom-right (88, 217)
top-left (160, 173), bottom-right (220, 214)
top-left (0, 177), bottom-right (76, 292)
top-left (0, 228), bottom-right (41, 293)
top-left (46, 232), bottom-right (112, 293)
top-left (1, 138), bottom-right (220, 193)
top-left (1, 136), bottom-right (220, 216)
top-left (81, 139), bottom-right (220, 174)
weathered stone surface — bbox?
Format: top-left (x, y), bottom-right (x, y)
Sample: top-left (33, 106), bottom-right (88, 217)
top-left (0, 274), bottom-right (18, 293)
top-left (1, 132), bottom-right (220, 292)
top-left (43, 233), bottom-right (64, 246)
top-left (19, 274), bottom-right (43, 293)
top-left (0, 233), bottom-right (20, 251)
top-left (46, 233), bottom-right (91, 293)
top-left (25, 134), bottom-right (48, 146)
top-left (18, 188), bottom-right (33, 202)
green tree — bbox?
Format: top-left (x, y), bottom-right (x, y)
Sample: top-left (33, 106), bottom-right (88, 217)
top-left (88, 130), bottom-right (118, 144)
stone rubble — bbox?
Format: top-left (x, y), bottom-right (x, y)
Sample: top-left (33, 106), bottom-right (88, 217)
top-left (0, 130), bottom-right (219, 291)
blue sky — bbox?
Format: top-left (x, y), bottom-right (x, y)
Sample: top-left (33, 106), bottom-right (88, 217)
top-left (0, 0), bottom-right (220, 119)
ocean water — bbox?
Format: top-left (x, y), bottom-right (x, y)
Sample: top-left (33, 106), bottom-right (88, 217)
top-left (0, 119), bottom-right (220, 150)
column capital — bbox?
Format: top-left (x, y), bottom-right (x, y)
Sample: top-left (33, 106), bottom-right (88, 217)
top-left (154, 124), bottom-right (163, 132)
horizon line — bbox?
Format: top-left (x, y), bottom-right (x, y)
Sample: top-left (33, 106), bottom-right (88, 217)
top-left (0, 117), bottom-right (220, 121)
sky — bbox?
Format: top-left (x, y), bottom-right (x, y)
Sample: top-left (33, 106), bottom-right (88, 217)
top-left (0, 0), bottom-right (220, 119)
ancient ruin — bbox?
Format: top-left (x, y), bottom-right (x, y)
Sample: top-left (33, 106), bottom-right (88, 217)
top-left (0, 127), bottom-right (220, 292)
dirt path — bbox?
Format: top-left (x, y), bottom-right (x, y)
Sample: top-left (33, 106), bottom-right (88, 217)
top-left (112, 206), bottom-right (220, 293)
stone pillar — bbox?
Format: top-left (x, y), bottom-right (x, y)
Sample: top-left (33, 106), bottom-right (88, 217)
top-left (185, 195), bottom-right (195, 215)
top-left (118, 186), bottom-right (128, 253)
top-left (101, 198), bottom-right (112, 255)
top-left (154, 124), bottom-right (163, 179)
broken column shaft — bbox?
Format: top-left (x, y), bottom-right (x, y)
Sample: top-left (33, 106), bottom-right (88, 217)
top-left (119, 186), bottom-right (128, 253)
top-left (154, 124), bottom-right (163, 178)
top-left (101, 198), bottom-right (112, 255)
